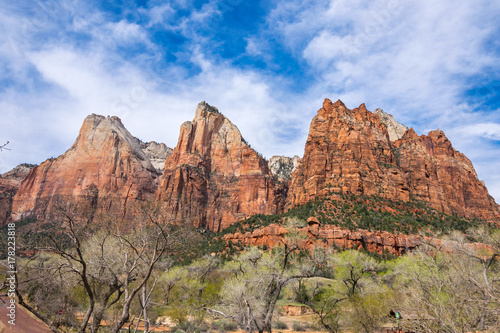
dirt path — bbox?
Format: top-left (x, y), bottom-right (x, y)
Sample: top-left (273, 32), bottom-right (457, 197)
top-left (0, 296), bottom-right (51, 333)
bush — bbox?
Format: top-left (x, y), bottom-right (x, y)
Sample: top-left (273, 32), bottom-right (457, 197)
top-left (211, 319), bottom-right (238, 332)
top-left (172, 320), bottom-right (210, 333)
top-left (292, 321), bottom-right (308, 332)
top-left (273, 320), bottom-right (288, 329)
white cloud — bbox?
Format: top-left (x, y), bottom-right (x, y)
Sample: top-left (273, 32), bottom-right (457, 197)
top-left (457, 123), bottom-right (500, 142)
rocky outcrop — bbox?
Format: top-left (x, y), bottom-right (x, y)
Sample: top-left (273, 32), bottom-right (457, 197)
top-left (140, 141), bottom-right (172, 173)
top-left (374, 108), bottom-right (408, 141)
top-left (223, 223), bottom-right (423, 255)
top-left (268, 155), bottom-right (300, 181)
top-left (156, 102), bottom-right (281, 231)
top-left (280, 305), bottom-right (312, 316)
top-left (287, 98), bottom-right (500, 222)
top-left (0, 164), bottom-right (36, 225)
top-left (11, 114), bottom-right (161, 221)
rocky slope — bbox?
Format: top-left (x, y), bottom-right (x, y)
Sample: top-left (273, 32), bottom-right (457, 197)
top-left (223, 221), bottom-right (422, 255)
top-left (140, 141), bottom-right (172, 173)
top-left (268, 155), bottom-right (300, 181)
top-left (0, 164), bottom-right (36, 225)
top-left (156, 102), bottom-right (281, 231)
top-left (286, 98), bottom-right (500, 221)
top-left (11, 114), bottom-right (162, 221)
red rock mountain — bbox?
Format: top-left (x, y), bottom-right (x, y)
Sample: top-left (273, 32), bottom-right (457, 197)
top-left (394, 128), bottom-right (500, 220)
top-left (9, 98), bottom-right (499, 232)
top-left (11, 114), bottom-right (163, 221)
top-left (156, 102), bottom-right (281, 231)
top-left (287, 98), bottom-right (500, 221)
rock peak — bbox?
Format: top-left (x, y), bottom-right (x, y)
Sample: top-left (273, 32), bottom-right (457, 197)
top-left (11, 114), bottom-right (161, 221)
top-left (196, 101), bottom-right (220, 116)
top-left (84, 114), bottom-right (125, 130)
top-left (333, 99), bottom-right (346, 108)
top-left (374, 108), bottom-right (409, 142)
top-left (323, 98), bottom-right (346, 110)
top-left (157, 103), bottom-right (281, 231)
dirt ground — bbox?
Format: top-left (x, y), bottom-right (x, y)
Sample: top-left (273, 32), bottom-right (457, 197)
top-left (0, 296), bottom-right (52, 333)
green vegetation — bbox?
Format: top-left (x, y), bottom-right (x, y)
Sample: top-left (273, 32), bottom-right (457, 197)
top-left (221, 193), bottom-right (479, 237)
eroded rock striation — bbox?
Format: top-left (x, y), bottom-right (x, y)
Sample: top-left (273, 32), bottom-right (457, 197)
top-left (156, 102), bottom-right (281, 231)
top-left (11, 114), bottom-right (162, 221)
top-left (286, 98), bottom-right (500, 221)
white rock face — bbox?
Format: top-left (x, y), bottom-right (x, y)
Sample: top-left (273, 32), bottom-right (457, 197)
top-left (0, 164), bottom-right (36, 179)
top-left (268, 155), bottom-right (300, 181)
top-left (140, 141), bottom-right (173, 173)
top-left (374, 108), bottom-right (408, 142)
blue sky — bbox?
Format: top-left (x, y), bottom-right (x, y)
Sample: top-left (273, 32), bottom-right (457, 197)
top-left (1, 0), bottom-right (500, 201)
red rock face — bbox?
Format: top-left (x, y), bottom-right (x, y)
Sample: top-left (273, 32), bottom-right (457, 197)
top-left (156, 102), bottom-right (280, 231)
top-left (287, 98), bottom-right (500, 222)
top-left (395, 129), bottom-right (500, 220)
top-left (287, 99), bottom-right (409, 206)
top-left (11, 114), bottom-right (161, 221)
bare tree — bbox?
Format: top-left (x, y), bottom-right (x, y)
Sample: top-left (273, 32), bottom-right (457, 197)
top-left (108, 203), bottom-right (179, 333)
top-left (393, 229), bottom-right (500, 333)
top-left (16, 197), bottom-right (180, 333)
top-left (0, 141), bottom-right (10, 151)
top-left (210, 241), bottom-right (324, 333)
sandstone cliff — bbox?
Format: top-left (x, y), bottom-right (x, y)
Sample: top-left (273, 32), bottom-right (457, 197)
top-left (394, 128), bottom-right (500, 220)
top-left (287, 98), bottom-right (500, 222)
top-left (156, 102), bottom-right (281, 231)
top-left (0, 164), bottom-right (35, 225)
top-left (11, 114), bottom-right (162, 221)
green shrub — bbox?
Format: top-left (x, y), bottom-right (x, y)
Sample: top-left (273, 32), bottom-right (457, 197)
top-left (273, 320), bottom-right (288, 329)
top-left (172, 320), bottom-right (210, 333)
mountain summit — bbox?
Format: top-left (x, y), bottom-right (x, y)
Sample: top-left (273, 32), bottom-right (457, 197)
top-left (11, 114), bottom-right (165, 220)
top-left (156, 101), bottom-right (282, 231)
